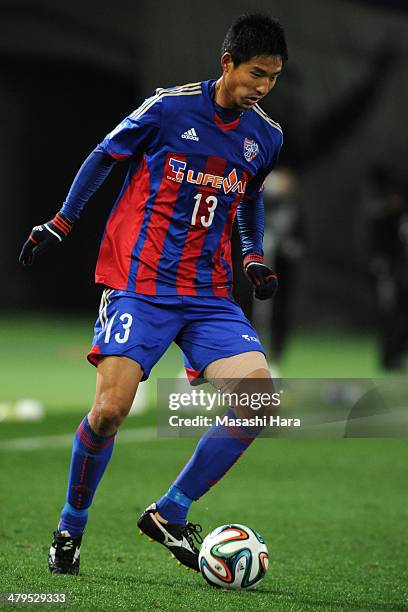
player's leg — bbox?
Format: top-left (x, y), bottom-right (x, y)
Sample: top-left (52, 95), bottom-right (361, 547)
top-left (49, 356), bottom-right (142, 575)
top-left (49, 291), bottom-right (183, 574)
top-left (153, 352), bottom-right (271, 519)
top-left (167, 353), bottom-right (274, 506)
top-left (60, 356), bottom-right (142, 532)
top-left (138, 351), bottom-right (273, 571)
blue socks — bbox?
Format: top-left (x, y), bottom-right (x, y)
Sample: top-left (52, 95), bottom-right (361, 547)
top-left (156, 485), bottom-right (193, 524)
top-left (60, 410), bottom-right (259, 533)
top-left (60, 503), bottom-right (88, 536)
top-left (59, 416), bottom-right (116, 537)
top-left (156, 409), bottom-right (259, 524)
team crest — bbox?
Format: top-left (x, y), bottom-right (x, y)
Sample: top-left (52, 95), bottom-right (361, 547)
top-left (244, 138), bottom-right (259, 162)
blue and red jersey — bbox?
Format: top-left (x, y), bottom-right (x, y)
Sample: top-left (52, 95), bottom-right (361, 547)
top-left (62, 80), bottom-right (283, 297)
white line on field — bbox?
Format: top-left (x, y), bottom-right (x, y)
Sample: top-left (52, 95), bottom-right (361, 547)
top-left (0, 426), bottom-right (157, 452)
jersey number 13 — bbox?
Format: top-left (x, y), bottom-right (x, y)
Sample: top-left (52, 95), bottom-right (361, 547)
top-left (191, 194), bottom-right (218, 227)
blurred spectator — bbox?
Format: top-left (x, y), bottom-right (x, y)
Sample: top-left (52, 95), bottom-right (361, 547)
top-left (363, 165), bottom-right (408, 370)
top-left (263, 168), bottom-right (304, 362)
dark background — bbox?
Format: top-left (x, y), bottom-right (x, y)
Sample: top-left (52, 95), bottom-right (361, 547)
top-left (1, 0), bottom-right (407, 327)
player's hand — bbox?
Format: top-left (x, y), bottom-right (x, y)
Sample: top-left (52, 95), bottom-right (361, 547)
top-left (244, 254), bottom-right (278, 301)
top-left (19, 213), bottom-right (73, 266)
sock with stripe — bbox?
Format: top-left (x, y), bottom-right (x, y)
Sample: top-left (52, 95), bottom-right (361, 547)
top-left (59, 415), bottom-right (116, 537)
top-left (156, 409), bottom-right (259, 525)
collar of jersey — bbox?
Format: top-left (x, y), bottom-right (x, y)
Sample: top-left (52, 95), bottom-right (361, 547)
top-left (213, 111), bottom-right (241, 131)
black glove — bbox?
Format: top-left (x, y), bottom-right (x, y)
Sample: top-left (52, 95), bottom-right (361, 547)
top-left (244, 253), bottom-right (278, 301)
top-left (19, 213), bottom-right (73, 266)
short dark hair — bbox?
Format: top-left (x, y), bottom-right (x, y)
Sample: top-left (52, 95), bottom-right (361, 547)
top-left (222, 13), bottom-right (288, 66)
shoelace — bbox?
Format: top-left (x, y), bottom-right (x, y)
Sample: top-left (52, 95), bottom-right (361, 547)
top-left (182, 523), bottom-right (203, 547)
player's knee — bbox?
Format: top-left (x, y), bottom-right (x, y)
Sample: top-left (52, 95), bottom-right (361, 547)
top-left (230, 373), bottom-right (277, 420)
top-left (90, 391), bottom-right (133, 433)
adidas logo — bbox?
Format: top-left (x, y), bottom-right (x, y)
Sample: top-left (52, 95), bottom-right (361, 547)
top-left (181, 128), bottom-right (199, 141)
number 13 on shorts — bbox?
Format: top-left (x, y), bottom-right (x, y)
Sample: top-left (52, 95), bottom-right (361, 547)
top-left (104, 312), bottom-right (133, 344)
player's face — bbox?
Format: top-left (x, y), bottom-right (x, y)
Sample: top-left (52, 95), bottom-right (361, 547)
top-left (217, 54), bottom-right (283, 111)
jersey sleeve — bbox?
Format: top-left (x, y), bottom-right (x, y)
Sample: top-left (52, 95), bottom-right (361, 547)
top-left (237, 128), bottom-right (283, 257)
top-left (59, 148), bottom-right (117, 221)
top-left (236, 192), bottom-right (264, 257)
top-left (99, 94), bottom-right (163, 159)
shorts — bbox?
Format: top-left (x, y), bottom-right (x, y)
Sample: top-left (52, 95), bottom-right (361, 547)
top-left (87, 288), bottom-right (265, 384)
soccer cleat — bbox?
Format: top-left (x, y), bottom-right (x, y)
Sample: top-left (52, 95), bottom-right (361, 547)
top-left (48, 529), bottom-right (82, 575)
top-left (137, 503), bottom-right (203, 571)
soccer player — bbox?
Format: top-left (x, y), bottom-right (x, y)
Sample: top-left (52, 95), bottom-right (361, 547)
top-left (19, 13), bottom-right (288, 575)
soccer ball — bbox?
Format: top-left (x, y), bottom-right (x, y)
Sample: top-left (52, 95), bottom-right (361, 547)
top-left (198, 524), bottom-right (269, 589)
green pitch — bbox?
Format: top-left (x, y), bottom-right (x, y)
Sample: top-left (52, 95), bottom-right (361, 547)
top-left (0, 317), bottom-right (407, 611)
top-left (1, 434), bottom-right (407, 611)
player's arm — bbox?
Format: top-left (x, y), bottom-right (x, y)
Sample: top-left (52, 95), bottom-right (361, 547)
top-left (19, 150), bottom-right (116, 265)
top-left (238, 130), bottom-right (283, 300)
top-left (19, 95), bottom-right (162, 266)
top-left (237, 188), bottom-right (278, 301)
